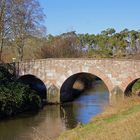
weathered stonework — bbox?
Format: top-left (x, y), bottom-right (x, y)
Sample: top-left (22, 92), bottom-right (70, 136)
top-left (16, 59), bottom-right (140, 103)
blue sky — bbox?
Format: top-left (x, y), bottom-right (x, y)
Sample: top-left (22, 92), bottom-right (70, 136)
top-left (39, 0), bottom-right (140, 35)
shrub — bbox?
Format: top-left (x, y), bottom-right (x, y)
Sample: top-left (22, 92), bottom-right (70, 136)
top-left (0, 66), bottom-right (42, 118)
top-left (0, 82), bottom-right (42, 118)
top-left (0, 66), bottom-right (13, 84)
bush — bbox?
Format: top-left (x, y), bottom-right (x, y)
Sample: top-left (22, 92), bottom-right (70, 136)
top-left (0, 82), bottom-right (42, 118)
top-left (0, 66), bottom-right (13, 84)
top-left (0, 67), bottom-right (42, 118)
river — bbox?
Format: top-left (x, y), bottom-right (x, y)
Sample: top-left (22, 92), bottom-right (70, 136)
top-left (0, 81), bottom-right (109, 140)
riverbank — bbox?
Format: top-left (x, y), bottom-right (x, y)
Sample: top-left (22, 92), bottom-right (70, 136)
top-left (56, 96), bottom-right (140, 140)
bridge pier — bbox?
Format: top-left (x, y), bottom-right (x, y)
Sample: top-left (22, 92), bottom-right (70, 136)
top-left (110, 86), bottom-right (124, 104)
top-left (47, 85), bottom-right (60, 103)
top-left (47, 85), bottom-right (125, 104)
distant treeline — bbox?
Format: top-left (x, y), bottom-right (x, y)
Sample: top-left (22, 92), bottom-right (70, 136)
top-left (41, 29), bottom-right (140, 59)
top-left (1, 1), bottom-right (140, 62)
top-left (4, 28), bottom-right (140, 62)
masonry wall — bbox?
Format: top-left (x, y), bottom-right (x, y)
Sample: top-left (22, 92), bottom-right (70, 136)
top-left (17, 59), bottom-right (140, 103)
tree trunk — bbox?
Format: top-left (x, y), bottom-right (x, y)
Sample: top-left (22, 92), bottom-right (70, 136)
top-left (0, 39), bottom-right (4, 61)
top-left (18, 46), bottom-right (24, 61)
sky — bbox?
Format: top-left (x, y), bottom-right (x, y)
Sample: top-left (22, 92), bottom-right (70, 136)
top-left (39, 0), bottom-right (140, 35)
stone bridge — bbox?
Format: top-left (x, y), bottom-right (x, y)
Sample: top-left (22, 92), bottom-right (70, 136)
top-left (16, 59), bottom-right (140, 103)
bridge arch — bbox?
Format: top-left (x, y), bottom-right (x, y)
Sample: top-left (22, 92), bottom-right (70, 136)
top-left (60, 72), bottom-right (110, 102)
top-left (18, 74), bottom-right (47, 101)
top-left (57, 67), bottom-right (113, 94)
top-left (121, 74), bottom-right (140, 95)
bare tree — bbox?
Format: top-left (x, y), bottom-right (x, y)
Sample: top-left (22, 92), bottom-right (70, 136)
top-left (10, 0), bottom-right (46, 61)
top-left (0, 0), bottom-right (11, 61)
top-left (41, 32), bottom-right (82, 58)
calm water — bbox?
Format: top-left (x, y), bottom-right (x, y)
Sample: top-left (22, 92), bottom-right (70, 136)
top-left (0, 81), bottom-right (109, 140)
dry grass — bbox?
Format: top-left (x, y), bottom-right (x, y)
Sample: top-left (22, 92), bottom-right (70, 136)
top-left (56, 96), bottom-right (140, 140)
top-left (30, 127), bottom-right (52, 140)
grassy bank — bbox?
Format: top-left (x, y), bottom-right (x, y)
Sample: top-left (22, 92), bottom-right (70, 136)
top-left (56, 97), bottom-right (140, 140)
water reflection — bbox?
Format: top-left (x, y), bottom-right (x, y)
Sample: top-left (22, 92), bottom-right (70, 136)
top-left (0, 81), bottom-right (109, 140)
top-left (61, 81), bottom-right (109, 128)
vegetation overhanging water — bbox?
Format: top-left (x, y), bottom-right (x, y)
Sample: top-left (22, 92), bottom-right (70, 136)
top-left (0, 81), bottom-right (109, 140)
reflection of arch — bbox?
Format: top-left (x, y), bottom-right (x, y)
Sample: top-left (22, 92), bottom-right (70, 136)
top-left (60, 103), bottom-right (78, 129)
top-left (18, 74), bottom-right (47, 101)
top-left (60, 72), bottom-right (109, 102)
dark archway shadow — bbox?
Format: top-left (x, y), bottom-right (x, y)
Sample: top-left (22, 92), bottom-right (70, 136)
top-left (18, 75), bottom-right (47, 102)
top-left (60, 72), bottom-right (108, 103)
top-left (124, 78), bottom-right (140, 96)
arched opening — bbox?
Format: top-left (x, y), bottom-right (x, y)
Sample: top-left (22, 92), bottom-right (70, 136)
top-left (124, 78), bottom-right (140, 96)
top-left (60, 72), bottom-right (109, 125)
top-left (18, 75), bottom-right (47, 102)
top-left (60, 72), bottom-right (109, 103)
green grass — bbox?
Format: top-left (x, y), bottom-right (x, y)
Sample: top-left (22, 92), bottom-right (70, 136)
top-left (56, 97), bottom-right (140, 140)
top-left (132, 79), bottom-right (140, 92)
top-left (103, 105), bottom-right (140, 123)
